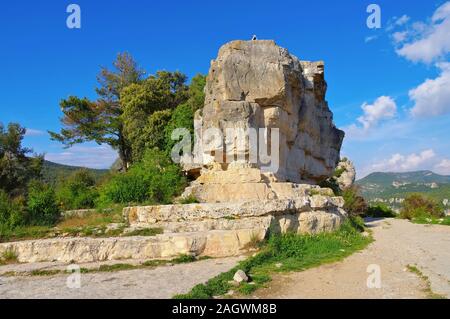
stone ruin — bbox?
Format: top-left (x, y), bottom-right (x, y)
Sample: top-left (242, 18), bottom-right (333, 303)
top-left (0, 40), bottom-right (348, 264)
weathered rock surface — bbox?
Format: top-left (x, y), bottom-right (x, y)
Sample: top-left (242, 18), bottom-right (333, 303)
top-left (233, 270), bottom-right (249, 283)
top-left (336, 159), bottom-right (356, 190)
top-left (0, 229), bottom-right (266, 263)
top-left (187, 40), bottom-right (344, 183)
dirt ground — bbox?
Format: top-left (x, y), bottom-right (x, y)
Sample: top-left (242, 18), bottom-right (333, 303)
top-left (253, 218), bottom-right (450, 299)
top-left (0, 256), bottom-right (243, 299)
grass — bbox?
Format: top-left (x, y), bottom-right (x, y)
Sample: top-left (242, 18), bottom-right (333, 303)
top-left (174, 219), bottom-right (372, 299)
top-left (179, 195), bottom-right (200, 204)
top-left (0, 226), bottom-right (53, 243)
top-left (411, 216), bottom-right (450, 226)
top-left (0, 208), bottom-right (130, 243)
top-left (123, 228), bottom-right (163, 237)
top-left (406, 264), bottom-right (447, 299)
top-left (0, 248), bottom-right (19, 265)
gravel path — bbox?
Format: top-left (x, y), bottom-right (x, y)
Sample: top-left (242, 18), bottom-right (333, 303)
top-left (0, 257), bottom-right (243, 299)
top-left (253, 218), bottom-right (450, 299)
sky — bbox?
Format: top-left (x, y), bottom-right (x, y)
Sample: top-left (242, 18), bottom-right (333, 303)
top-left (0, 0), bottom-right (449, 178)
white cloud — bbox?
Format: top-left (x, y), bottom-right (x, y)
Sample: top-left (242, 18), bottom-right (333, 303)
top-left (344, 96), bottom-right (397, 138)
top-left (435, 159), bottom-right (450, 175)
top-left (371, 149), bottom-right (436, 172)
top-left (25, 128), bottom-right (45, 137)
top-left (365, 35), bottom-right (378, 43)
top-left (392, 31), bottom-right (408, 44)
top-left (45, 144), bottom-right (117, 169)
top-left (396, 2), bottom-right (450, 63)
top-left (409, 62), bottom-right (450, 117)
top-left (395, 15), bottom-right (410, 26)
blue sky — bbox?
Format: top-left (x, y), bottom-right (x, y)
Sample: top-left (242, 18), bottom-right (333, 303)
top-left (0, 1), bottom-right (449, 178)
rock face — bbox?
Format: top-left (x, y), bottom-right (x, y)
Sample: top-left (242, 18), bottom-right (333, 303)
top-left (336, 159), bottom-right (356, 190)
top-left (189, 40), bottom-right (344, 183)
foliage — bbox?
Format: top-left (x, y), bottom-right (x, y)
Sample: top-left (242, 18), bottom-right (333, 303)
top-left (175, 220), bottom-right (371, 299)
top-left (0, 123), bottom-right (43, 197)
top-left (365, 204), bottom-right (396, 218)
top-left (0, 248), bottom-right (18, 265)
top-left (0, 190), bottom-right (26, 231)
top-left (319, 178), bottom-right (341, 196)
top-left (164, 74), bottom-right (206, 157)
top-left (121, 72), bottom-right (205, 162)
top-left (26, 181), bottom-right (60, 226)
top-left (99, 148), bottom-right (186, 205)
top-left (49, 53), bottom-right (145, 170)
top-left (179, 195), bottom-right (200, 204)
top-left (399, 193), bottom-right (444, 220)
top-left (55, 169), bottom-right (99, 210)
top-left (342, 186), bottom-right (368, 217)
top-left (123, 228), bottom-right (163, 237)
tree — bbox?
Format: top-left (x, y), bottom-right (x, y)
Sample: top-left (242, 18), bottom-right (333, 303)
top-left (0, 123), bottom-right (43, 197)
top-left (49, 52), bottom-right (145, 171)
top-left (121, 71), bottom-right (189, 162)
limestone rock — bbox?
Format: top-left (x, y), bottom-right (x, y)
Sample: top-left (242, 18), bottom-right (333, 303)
top-left (233, 270), bottom-right (249, 283)
top-left (336, 159), bottom-right (356, 190)
top-left (187, 40), bottom-right (344, 184)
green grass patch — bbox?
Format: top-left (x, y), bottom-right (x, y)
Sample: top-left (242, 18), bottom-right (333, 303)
top-left (174, 219), bottom-right (372, 299)
top-left (0, 226), bottom-right (53, 243)
top-left (406, 264), bottom-right (447, 299)
top-left (123, 228), bottom-right (163, 237)
top-left (30, 269), bottom-right (61, 276)
top-left (412, 216), bottom-right (450, 226)
top-left (0, 248), bottom-right (19, 265)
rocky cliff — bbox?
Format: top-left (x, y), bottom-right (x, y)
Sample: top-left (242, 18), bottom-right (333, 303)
top-left (190, 40), bottom-right (344, 184)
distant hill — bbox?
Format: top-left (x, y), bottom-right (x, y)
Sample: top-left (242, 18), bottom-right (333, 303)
top-left (41, 160), bottom-right (109, 185)
top-left (356, 171), bottom-right (450, 208)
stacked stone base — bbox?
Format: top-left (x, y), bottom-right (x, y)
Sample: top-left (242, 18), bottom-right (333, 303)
top-left (0, 183), bottom-right (346, 264)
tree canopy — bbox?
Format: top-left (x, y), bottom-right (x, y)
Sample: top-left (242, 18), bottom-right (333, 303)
top-left (49, 52), bottom-right (145, 170)
top-left (0, 123), bottom-right (42, 197)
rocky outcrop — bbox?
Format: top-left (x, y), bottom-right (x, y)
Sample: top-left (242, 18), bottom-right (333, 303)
top-left (124, 193), bottom-right (346, 236)
top-left (0, 230), bottom-right (265, 263)
top-left (336, 159), bottom-right (356, 190)
top-left (187, 40), bottom-right (344, 183)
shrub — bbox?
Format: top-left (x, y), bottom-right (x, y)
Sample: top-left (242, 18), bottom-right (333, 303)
top-left (400, 194), bottom-right (443, 220)
top-left (342, 186), bottom-right (368, 217)
top-left (56, 169), bottom-right (99, 210)
top-left (0, 190), bottom-right (26, 230)
top-left (27, 181), bottom-right (60, 226)
top-left (99, 148), bottom-right (186, 205)
top-left (365, 204), bottom-right (396, 218)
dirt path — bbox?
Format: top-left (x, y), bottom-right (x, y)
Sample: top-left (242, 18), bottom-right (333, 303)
top-left (0, 257), bottom-right (243, 299)
top-left (253, 218), bottom-right (450, 299)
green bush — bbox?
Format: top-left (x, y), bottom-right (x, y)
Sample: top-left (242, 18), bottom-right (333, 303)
top-left (99, 148), bottom-right (186, 205)
top-left (400, 194), bottom-right (444, 220)
top-left (26, 181), bottom-right (60, 226)
top-left (0, 190), bottom-right (26, 230)
top-left (342, 186), bottom-right (368, 217)
top-left (365, 204), bottom-right (396, 218)
top-left (56, 169), bottom-right (99, 210)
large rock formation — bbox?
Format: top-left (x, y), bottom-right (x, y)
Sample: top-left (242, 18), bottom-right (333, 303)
top-left (0, 40), bottom-right (349, 265)
top-left (187, 40), bottom-right (344, 184)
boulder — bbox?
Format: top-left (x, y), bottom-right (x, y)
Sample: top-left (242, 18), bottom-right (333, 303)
top-left (233, 270), bottom-right (249, 283)
top-left (336, 159), bottom-right (356, 190)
